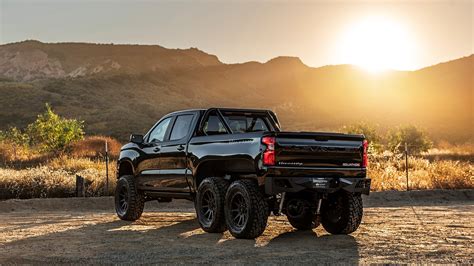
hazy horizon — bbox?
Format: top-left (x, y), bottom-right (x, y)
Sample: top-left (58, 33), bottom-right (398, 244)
top-left (1, 0), bottom-right (472, 71)
top-left (4, 39), bottom-right (473, 72)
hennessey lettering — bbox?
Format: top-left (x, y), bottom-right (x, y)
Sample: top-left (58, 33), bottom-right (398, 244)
top-left (278, 162), bottom-right (303, 166)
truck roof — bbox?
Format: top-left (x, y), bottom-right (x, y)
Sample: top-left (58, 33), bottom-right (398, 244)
top-left (167, 107), bottom-right (274, 116)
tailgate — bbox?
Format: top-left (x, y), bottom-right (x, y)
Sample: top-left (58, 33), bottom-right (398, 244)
top-left (274, 132), bottom-right (365, 168)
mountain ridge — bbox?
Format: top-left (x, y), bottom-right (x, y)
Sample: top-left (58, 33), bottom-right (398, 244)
top-left (0, 40), bottom-right (472, 142)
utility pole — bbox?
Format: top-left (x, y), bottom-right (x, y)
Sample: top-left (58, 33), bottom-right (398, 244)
top-left (405, 142), bottom-right (409, 191)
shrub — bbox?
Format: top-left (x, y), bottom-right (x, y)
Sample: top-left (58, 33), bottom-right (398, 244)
top-left (26, 103), bottom-right (85, 152)
top-left (0, 127), bottom-right (29, 147)
top-left (342, 122), bottom-right (383, 153)
top-left (388, 125), bottom-right (433, 154)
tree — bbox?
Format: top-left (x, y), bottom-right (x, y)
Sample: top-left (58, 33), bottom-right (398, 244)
top-left (26, 103), bottom-right (84, 152)
top-left (388, 125), bottom-right (432, 154)
top-left (342, 122), bottom-right (383, 153)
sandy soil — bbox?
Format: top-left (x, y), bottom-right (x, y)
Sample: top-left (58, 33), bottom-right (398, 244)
top-left (0, 191), bottom-right (473, 264)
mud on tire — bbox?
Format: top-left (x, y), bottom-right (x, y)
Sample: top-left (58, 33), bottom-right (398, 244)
top-left (195, 177), bottom-right (229, 233)
top-left (320, 191), bottom-right (363, 234)
top-left (225, 179), bottom-right (269, 239)
top-left (115, 175), bottom-right (145, 221)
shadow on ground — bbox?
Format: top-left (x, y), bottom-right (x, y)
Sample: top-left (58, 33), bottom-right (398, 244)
top-left (0, 214), bottom-right (360, 264)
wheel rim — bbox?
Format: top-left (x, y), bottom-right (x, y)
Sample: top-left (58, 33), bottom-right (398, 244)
top-left (117, 185), bottom-right (129, 216)
top-left (200, 189), bottom-right (216, 226)
top-left (287, 199), bottom-right (305, 218)
top-left (229, 192), bottom-right (249, 231)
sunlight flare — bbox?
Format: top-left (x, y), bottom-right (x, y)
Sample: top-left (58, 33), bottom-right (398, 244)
top-left (336, 16), bottom-right (417, 72)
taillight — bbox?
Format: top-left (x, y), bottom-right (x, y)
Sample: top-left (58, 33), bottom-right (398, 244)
top-left (362, 139), bottom-right (368, 167)
top-left (262, 136), bottom-right (276, 166)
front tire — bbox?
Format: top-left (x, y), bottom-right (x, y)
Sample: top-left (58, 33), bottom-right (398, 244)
top-left (320, 191), bottom-right (363, 234)
top-left (195, 177), bottom-right (229, 233)
top-left (115, 175), bottom-right (145, 221)
top-left (225, 179), bottom-right (269, 239)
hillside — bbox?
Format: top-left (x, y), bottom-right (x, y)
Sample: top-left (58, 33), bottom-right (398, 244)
top-left (0, 41), bottom-right (472, 142)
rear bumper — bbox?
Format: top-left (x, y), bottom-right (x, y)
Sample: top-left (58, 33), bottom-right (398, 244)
top-left (264, 176), bottom-right (371, 195)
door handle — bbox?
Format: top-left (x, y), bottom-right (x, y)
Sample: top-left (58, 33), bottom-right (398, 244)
top-left (177, 145), bottom-right (185, 151)
top-left (153, 147), bottom-right (161, 152)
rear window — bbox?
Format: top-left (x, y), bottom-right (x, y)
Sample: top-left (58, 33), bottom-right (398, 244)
top-left (221, 113), bottom-right (270, 133)
top-left (203, 114), bottom-right (228, 135)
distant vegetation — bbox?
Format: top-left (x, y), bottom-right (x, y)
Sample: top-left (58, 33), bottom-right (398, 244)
top-left (342, 123), bottom-right (432, 154)
top-left (0, 103), bottom-right (84, 152)
top-left (387, 125), bottom-right (433, 154)
top-left (342, 123), bottom-right (383, 152)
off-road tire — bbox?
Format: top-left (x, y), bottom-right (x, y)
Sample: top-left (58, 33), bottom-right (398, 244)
top-left (225, 179), bottom-right (269, 239)
top-left (321, 191), bottom-right (363, 234)
top-left (115, 175), bottom-right (145, 221)
top-left (195, 177), bottom-right (229, 233)
top-left (286, 199), bottom-right (319, 230)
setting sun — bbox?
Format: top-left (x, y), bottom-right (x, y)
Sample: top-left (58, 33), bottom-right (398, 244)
top-left (336, 16), bottom-right (417, 72)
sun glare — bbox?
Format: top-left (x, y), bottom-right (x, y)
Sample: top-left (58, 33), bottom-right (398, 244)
top-left (336, 16), bottom-right (417, 73)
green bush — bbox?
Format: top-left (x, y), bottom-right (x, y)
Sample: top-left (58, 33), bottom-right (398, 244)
top-left (388, 125), bottom-right (432, 154)
top-left (26, 103), bottom-right (85, 152)
top-left (342, 122), bottom-right (383, 153)
top-left (0, 127), bottom-right (29, 146)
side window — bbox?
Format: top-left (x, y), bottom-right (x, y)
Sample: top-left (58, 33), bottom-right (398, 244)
top-left (170, 114), bottom-right (194, 141)
top-left (148, 117), bottom-right (172, 143)
top-left (203, 114), bottom-right (228, 135)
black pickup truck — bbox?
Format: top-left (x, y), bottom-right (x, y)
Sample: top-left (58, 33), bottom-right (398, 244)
top-left (115, 108), bottom-right (371, 239)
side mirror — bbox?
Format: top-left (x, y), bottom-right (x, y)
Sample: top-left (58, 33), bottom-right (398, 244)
top-left (130, 134), bottom-right (144, 144)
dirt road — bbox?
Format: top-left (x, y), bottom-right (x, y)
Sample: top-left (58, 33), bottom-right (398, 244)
top-left (0, 191), bottom-right (473, 264)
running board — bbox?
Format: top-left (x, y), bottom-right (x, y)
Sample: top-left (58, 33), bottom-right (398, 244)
top-left (144, 191), bottom-right (193, 200)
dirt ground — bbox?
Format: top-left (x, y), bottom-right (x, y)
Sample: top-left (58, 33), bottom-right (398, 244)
top-left (0, 191), bottom-right (473, 264)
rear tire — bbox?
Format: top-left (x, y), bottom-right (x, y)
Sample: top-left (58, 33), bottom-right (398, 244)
top-left (115, 175), bottom-right (145, 221)
top-left (286, 198), bottom-right (319, 230)
top-left (195, 177), bottom-right (229, 233)
top-left (225, 179), bottom-right (269, 239)
top-left (320, 191), bottom-right (363, 234)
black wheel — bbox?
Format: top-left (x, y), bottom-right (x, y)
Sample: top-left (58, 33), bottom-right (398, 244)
top-left (225, 179), bottom-right (269, 239)
top-left (320, 191), bottom-right (363, 234)
top-left (286, 198), bottom-right (319, 230)
top-left (115, 175), bottom-right (145, 221)
top-left (195, 177), bottom-right (228, 233)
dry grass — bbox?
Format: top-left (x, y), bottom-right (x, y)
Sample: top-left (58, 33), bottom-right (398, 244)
top-left (0, 156), bottom-right (116, 199)
top-left (0, 137), bottom-right (473, 199)
top-left (68, 136), bottom-right (121, 159)
top-left (0, 142), bottom-right (51, 167)
top-left (369, 155), bottom-right (473, 191)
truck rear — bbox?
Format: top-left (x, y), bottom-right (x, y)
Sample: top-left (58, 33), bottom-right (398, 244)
top-left (256, 131), bottom-right (370, 235)
top-left (260, 131), bottom-right (370, 195)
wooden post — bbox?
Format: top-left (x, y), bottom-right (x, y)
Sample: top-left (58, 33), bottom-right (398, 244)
top-left (105, 140), bottom-right (109, 196)
top-left (76, 175), bottom-right (85, 197)
top-left (405, 142), bottom-right (409, 191)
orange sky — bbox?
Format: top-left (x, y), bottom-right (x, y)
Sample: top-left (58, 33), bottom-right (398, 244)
top-left (1, 0), bottom-right (472, 70)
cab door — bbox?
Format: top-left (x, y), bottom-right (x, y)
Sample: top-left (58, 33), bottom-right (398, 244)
top-left (136, 116), bottom-right (173, 190)
top-left (157, 113), bottom-right (196, 192)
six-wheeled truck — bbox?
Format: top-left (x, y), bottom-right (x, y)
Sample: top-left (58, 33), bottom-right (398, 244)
top-left (115, 108), bottom-right (371, 239)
